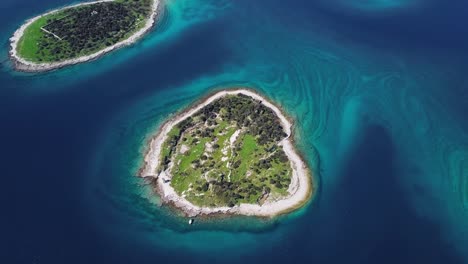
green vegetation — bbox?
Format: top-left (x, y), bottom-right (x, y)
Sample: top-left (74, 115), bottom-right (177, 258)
top-left (160, 94), bottom-right (292, 208)
top-left (17, 0), bottom-right (153, 62)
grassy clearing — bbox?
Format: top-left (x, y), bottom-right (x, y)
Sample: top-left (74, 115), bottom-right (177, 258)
top-left (230, 134), bottom-right (257, 182)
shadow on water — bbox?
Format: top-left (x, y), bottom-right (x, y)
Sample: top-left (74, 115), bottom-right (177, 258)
top-left (237, 124), bottom-right (464, 264)
top-left (264, 0), bottom-right (468, 56)
top-left (321, 124), bottom-right (464, 263)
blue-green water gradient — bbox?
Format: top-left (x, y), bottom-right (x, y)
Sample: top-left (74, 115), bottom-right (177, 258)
top-left (1, 0), bottom-right (467, 263)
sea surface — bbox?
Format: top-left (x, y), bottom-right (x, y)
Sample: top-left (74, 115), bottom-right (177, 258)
top-left (1, 0), bottom-right (467, 263)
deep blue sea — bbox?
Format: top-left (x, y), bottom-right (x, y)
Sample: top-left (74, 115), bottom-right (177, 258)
top-left (1, 0), bottom-right (467, 263)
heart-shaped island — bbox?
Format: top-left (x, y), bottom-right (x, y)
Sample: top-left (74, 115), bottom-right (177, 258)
top-left (140, 89), bottom-right (313, 217)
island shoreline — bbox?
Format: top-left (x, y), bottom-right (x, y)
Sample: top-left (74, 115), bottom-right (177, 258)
top-left (9, 0), bottom-right (163, 73)
top-left (139, 88), bottom-right (314, 218)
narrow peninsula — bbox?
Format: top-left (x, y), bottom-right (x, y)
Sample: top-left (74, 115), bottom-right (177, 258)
top-left (140, 89), bottom-right (313, 217)
top-left (9, 0), bottom-right (161, 72)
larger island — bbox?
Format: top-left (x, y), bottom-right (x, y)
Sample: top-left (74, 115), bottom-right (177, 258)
top-left (9, 0), bottom-right (161, 72)
top-left (140, 89), bottom-right (313, 217)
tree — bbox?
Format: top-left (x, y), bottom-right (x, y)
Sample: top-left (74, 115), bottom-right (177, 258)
top-left (201, 182), bottom-right (209, 192)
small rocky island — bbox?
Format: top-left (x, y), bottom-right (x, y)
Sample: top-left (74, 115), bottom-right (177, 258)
top-left (140, 89), bottom-right (313, 217)
top-left (10, 0), bottom-right (160, 72)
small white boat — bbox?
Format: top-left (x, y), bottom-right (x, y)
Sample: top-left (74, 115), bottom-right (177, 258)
top-left (189, 218), bottom-right (194, 225)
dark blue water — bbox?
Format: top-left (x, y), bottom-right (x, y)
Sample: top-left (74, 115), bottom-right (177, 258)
top-left (1, 0), bottom-right (467, 263)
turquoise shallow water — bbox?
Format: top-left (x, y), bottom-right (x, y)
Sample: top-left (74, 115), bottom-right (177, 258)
top-left (1, 0), bottom-right (467, 263)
